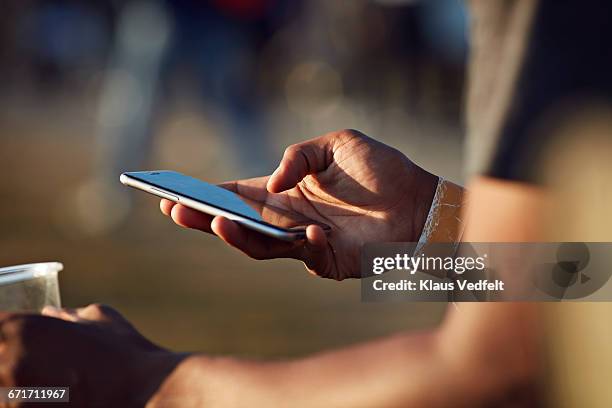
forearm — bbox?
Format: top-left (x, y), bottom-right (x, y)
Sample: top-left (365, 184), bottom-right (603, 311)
top-left (145, 178), bottom-right (543, 408)
top-left (146, 331), bottom-right (463, 408)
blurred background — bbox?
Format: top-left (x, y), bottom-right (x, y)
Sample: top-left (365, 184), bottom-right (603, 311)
top-left (0, 0), bottom-right (467, 356)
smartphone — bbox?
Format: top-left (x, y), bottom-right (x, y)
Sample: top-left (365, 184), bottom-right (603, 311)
top-left (120, 170), bottom-right (331, 241)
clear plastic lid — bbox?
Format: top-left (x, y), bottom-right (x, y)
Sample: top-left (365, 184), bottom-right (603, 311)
top-left (0, 262), bottom-right (63, 285)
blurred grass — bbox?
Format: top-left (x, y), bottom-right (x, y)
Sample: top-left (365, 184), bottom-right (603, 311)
top-left (0, 94), bottom-right (454, 358)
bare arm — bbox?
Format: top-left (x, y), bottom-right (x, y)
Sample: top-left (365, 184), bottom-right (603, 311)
top-left (148, 177), bottom-right (543, 408)
top-left (148, 308), bottom-right (539, 408)
top-left (0, 141), bottom-right (543, 408)
top-left (149, 331), bottom-right (443, 408)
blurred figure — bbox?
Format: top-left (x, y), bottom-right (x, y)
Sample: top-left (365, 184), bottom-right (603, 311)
top-left (78, 0), bottom-right (293, 234)
top-left (0, 1), bottom-right (110, 95)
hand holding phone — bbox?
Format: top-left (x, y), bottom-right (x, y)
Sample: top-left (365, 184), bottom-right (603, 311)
top-left (121, 170), bottom-right (330, 241)
top-left (127, 130), bottom-right (438, 280)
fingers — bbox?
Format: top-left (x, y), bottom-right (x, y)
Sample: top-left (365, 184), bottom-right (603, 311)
top-left (210, 216), bottom-right (298, 260)
top-left (300, 225), bottom-right (332, 276)
top-left (160, 199), bottom-right (175, 216)
top-left (76, 304), bottom-right (123, 323)
top-left (41, 305), bottom-right (96, 323)
top-left (170, 203), bottom-right (214, 233)
top-left (267, 134), bottom-right (335, 193)
top-left (161, 200), bottom-right (218, 234)
top-left (42, 304), bottom-right (122, 324)
top-left (210, 216), bottom-right (248, 249)
top-left (306, 224), bottom-right (327, 248)
top-left (42, 306), bottom-right (80, 322)
top-left (194, 215), bottom-right (333, 276)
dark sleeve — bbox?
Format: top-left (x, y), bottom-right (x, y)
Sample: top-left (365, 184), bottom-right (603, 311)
top-left (485, 0), bottom-right (612, 183)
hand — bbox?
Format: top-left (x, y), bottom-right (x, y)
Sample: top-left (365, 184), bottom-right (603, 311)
top-left (161, 129), bottom-right (438, 280)
top-left (0, 305), bottom-right (184, 407)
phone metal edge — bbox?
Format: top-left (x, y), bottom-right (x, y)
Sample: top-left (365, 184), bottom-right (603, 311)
top-left (120, 173), bottom-right (305, 242)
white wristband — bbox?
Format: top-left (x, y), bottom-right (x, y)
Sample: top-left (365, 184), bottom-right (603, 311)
top-left (414, 177), bottom-right (465, 256)
top-left (415, 177), bottom-right (444, 254)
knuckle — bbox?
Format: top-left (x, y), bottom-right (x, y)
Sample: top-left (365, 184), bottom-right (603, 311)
top-left (83, 303), bottom-right (106, 318)
top-left (85, 303), bottom-right (103, 311)
top-left (284, 144), bottom-right (300, 158)
top-left (83, 303), bottom-right (118, 322)
top-left (337, 128), bottom-right (362, 140)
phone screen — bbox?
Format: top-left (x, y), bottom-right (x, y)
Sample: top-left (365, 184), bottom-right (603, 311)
top-left (125, 171), bottom-right (331, 233)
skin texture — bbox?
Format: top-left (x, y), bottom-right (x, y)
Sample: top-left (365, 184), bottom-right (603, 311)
top-left (0, 305), bottom-right (185, 407)
top-left (160, 129), bottom-right (438, 280)
top-left (0, 134), bottom-right (544, 407)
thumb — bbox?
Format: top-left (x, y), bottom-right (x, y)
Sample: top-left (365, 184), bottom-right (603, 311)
top-left (267, 134), bottom-right (335, 193)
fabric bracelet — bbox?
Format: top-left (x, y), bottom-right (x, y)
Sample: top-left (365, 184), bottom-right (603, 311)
top-left (414, 177), bottom-right (466, 255)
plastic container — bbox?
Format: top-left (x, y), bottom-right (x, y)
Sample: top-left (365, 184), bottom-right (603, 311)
top-left (0, 262), bottom-right (62, 312)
